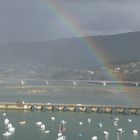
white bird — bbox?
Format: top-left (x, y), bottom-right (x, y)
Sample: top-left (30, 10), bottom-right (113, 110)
top-left (113, 121), bottom-right (118, 127)
top-left (79, 121), bottom-right (83, 125)
top-left (21, 101), bottom-right (25, 104)
top-left (58, 132), bottom-right (62, 137)
top-left (7, 123), bottom-right (12, 129)
top-left (8, 127), bottom-right (15, 133)
top-left (114, 117), bottom-right (119, 121)
top-left (57, 135), bottom-right (66, 140)
top-left (44, 130), bottom-right (50, 134)
top-left (36, 121), bottom-right (42, 126)
top-left (60, 120), bottom-right (67, 125)
top-left (19, 121), bottom-right (27, 125)
top-left (4, 118), bottom-right (10, 125)
top-left (127, 119), bottom-right (132, 123)
top-left (132, 129), bottom-right (138, 135)
top-left (98, 123), bottom-right (103, 128)
top-left (78, 133), bottom-right (82, 137)
top-left (40, 124), bottom-right (46, 131)
top-left (92, 136), bottom-right (98, 140)
top-left (3, 131), bottom-right (12, 137)
top-left (3, 113), bottom-right (6, 116)
top-left (51, 117), bottom-right (55, 121)
top-left (103, 131), bottom-right (109, 136)
top-left (117, 128), bottom-right (124, 133)
top-left (88, 118), bottom-right (91, 123)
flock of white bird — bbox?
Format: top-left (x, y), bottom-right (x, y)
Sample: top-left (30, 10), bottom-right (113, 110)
top-left (90, 116), bottom-right (139, 140)
top-left (3, 113), bottom-right (15, 137)
top-left (1, 112), bottom-right (139, 140)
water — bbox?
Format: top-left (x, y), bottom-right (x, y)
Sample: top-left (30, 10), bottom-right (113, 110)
top-left (0, 111), bottom-right (140, 140)
top-left (0, 83), bottom-right (140, 140)
top-left (0, 84), bottom-right (140, 106)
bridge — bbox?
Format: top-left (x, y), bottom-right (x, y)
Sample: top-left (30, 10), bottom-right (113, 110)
top-left (86, 80), bottom-right (140, 87)
top-left (0, 78), bottom-right (139, 87)
top-left (0, 102), bottom-right (140, 115)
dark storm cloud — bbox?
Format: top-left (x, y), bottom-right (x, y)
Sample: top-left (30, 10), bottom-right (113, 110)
top-left (0, 0), bottom-right (140, 42)
top-left (60, 0), bottom-right (140, 35)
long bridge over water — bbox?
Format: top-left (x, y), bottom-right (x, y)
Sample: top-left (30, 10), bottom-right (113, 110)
top-left (0, 78), bottom-right (139, 87)
top-left (0, 102), bottom-right (140, 115)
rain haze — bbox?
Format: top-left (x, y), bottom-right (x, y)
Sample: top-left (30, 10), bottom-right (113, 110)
top-left (0, 0), bottom-right (140, 42)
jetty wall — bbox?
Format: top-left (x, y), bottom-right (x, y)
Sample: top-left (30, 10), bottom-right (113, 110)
top-left (0, 102), bottom-right (140, 115)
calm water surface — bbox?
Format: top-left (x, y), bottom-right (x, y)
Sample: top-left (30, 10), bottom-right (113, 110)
top-left (0, 111), bottom-right (140, 140)
top-left (0, 83), bottom-right (140, 140)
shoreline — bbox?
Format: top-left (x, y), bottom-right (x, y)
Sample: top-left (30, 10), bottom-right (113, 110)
top-left (4, 84), bottom-right (140, 94)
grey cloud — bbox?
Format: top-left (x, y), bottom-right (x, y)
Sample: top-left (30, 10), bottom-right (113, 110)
top-left (65, 0), bottom-right (140, 35)
top-left (0, 0), bottom-right (140, 42)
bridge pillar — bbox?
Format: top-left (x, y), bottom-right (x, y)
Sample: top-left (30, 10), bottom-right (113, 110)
top-left (63, 106), bottom-right (70, 112)
top-left (86, 107), bottom-right (92, 112)
top-left (92, 107), bottom-right (98, 112)
top-left (45, 80), bottom-right (49, 86)
top-left (64, 106), bottom-right (75, 112)
top-left (31, 105), bottom-right (41, 111)
top-left (73, 81), bottom-right (77, 86)
top-left (124, 108), bottom-right (131, 115)
top-left (136, 82), bottom-right (139, 87)
top-left (74, 106), bottom-right (81, 112)
top-left (21, 80), bottom-right (25, 86)
top-left (46, 105), bottom-right (53, 111)
top-left (103, 82), bottom-right (106, 86)
top-left (97, 107), bottom-right (106, 113)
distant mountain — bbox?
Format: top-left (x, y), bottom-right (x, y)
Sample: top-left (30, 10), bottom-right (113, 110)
top-left (0, 31), bottom-right (140, 69)
top-left (88, 31), bottom-right (140, 65)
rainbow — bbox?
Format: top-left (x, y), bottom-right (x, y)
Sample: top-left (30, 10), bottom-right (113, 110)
top-left (40, 0), bottom-right (124, 88)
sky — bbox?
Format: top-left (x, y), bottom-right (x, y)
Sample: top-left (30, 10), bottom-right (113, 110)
top-left (0, 0), bottom-right (140, 42)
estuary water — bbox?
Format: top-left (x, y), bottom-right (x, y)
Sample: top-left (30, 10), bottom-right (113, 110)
top-left (0, 83), bottom-right (140, 140)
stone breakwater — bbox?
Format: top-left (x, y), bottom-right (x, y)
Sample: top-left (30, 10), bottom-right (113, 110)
top-left (0, 102), bottom-right (140, 115)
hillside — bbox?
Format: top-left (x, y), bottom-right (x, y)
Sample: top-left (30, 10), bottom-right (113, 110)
top-left (0, 31), bottom-right (140, 69)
